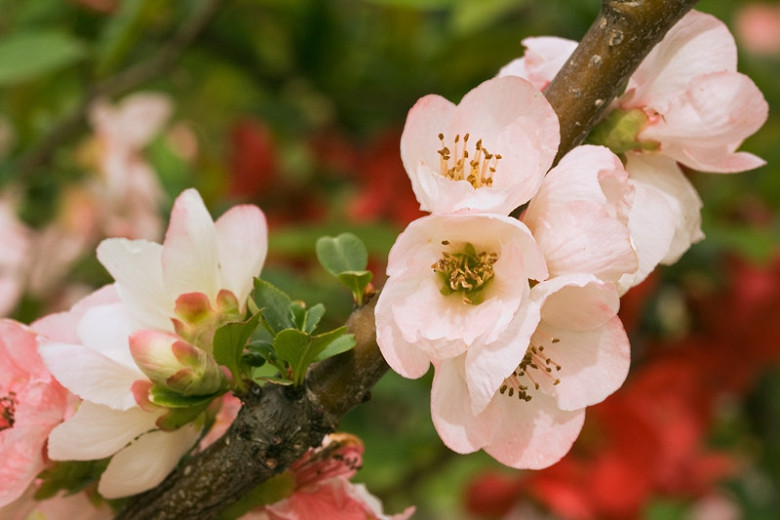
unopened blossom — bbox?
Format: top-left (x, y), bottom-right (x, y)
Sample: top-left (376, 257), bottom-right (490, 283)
top-left (375, 212), bottom-right (548, 406)
top-left (38, 188), bottom-right (268, 498)
top-left (521, 145), bottom-right (638, 286)
top-left (0, 320), bottom-right (70, 507)
top-left (431, 274), bottom-right (629, 469)
top-left (245, 434), bottom-right (414, 520)
top-left (401, 75), bottom-right (559, 215)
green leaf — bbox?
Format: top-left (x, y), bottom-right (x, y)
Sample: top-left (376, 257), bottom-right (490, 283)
top-left (316, 232), bottom-right (369, 276)
top-left (213, 314), bottom-right (261, 391)
top-left (272, 328), bottom-right (312, 385)
top-left (302, 303), bottom-right (325, 334)
top-left (253, 278), bottom-right (295, 334)
top-left (290, 301), bottom-right (326, 334)
top-left (313, 330), bottom-right (356, 361)
top-left (337, 270), bottom-right (374, 304)
top-left (0, 31), bottom-right (86, 86)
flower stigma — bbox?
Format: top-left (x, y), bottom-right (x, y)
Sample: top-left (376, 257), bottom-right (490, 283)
top-left (432, 241), bottom-right (498, 305)
top-left (437, 133), bottom-right (501, 188)
top-left (499, 344), bottom-right (561, 402)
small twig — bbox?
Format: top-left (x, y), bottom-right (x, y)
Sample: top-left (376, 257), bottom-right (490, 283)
top-left (15, 0), bottom-right (224, 177)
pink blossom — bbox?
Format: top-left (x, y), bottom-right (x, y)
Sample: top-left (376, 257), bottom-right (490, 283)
top-left (375, 212), bottom-right (548, 408)
top-left (400, 76), bottom-right (559, 215)
top-left (622, 10), bottom-right (768, 174)
top-left (247, 434), bottom-right (414, 520)
top-left (38, 189), bottom-right (267, 498)
top-left (0, 320), bottom-right (70, 507)
top-left (521, 145), bottom-right (637, 285)
top-left (431, 274), bottom-right (629, 469)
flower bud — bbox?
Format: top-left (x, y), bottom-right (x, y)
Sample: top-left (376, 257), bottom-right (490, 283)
top-left (129, 330), bottom-right (224, 396)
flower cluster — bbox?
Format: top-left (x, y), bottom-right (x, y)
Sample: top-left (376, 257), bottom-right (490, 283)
top-left (375, 10), bottom-right (767, 469)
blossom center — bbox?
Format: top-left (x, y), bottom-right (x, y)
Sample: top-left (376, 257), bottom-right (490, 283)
top-left (499, 344), bottom-right (561, 402)
top-left (432, 241), bottom-right (498, 305)
top-left (0, 392), bottom-right (17, 431)
top-left (437, 133), bottom-right (501, 188)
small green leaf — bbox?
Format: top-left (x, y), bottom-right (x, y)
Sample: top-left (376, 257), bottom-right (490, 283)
top-left (272, 329), bottom-right (312, 385)
top-left (213, 314), bottom-right (261, 391)
top-left (314, 331), bottom-right (356, 361)
top-left (316, 232), bottom-right (369, 276)
top-left (253, 278), bottom-right (295, 334)
top-left (303, 303), bottom-right (325, 334)
top-left (0, 31), bottom-right (86, 86)
top-left (337, 270), bottom-right (373, 304)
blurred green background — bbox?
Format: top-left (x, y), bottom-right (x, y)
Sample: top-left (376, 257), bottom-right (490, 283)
top-left (0, 0), bottom-right (778, 518)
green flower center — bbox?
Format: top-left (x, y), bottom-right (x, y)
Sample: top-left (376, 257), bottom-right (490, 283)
top-left (432, 242), bottom-right (498, 305)
top-left (437, 133), bottom-right (501, 189)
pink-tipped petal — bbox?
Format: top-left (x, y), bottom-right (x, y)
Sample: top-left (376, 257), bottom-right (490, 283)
top-left (214, 204), bottom-right (268, 305)
top-left (161, 189), bottom-right (220, 303)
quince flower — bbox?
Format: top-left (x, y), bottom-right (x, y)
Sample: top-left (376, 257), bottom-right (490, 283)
top-left (38, 189), bottom-right (267, 498)
top-left (499, 11), bottom-right (767, 290)
top-left (401, 75), bottom-right (559, 215)
top-left (431, 274), bottom-right (629, 469)
top-left (0, 320), bottom-right (70, 507)
top-left (375, 212), bottom-right (548, 409)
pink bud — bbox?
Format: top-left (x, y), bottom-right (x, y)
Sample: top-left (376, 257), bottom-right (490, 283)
top-left (129, 330), bottom-right (224, 396)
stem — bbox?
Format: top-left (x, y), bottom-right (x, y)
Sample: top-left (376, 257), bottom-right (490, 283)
top-left (115, 0), bottom-right (699, 517)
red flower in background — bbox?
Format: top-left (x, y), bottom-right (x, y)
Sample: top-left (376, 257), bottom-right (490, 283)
top-left (467, 253), bottom-right (780, 520)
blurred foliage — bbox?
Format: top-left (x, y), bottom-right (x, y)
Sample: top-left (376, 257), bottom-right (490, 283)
top-left (1, 0), bottom-right (779, 518)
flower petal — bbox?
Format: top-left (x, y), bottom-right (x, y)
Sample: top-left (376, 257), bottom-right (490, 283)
top-left (161, 189), bottom-right (220, 303)
top-left (39, 342), bottom-right (143, 410)
top-left (98, 424), bottom-right (200, 498)
top-left (537, 316), bottom-right (630, 410)
top-left (214, 204), bottom-right (268, 305)
top-left (97, 238), bottom-right (170, 330)
top-left (485, 391), bottom-right (585, 469)
top-left (47, 401), bottom-right (160, 460)
top-left (627, 10), bottom-right (738, 111)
